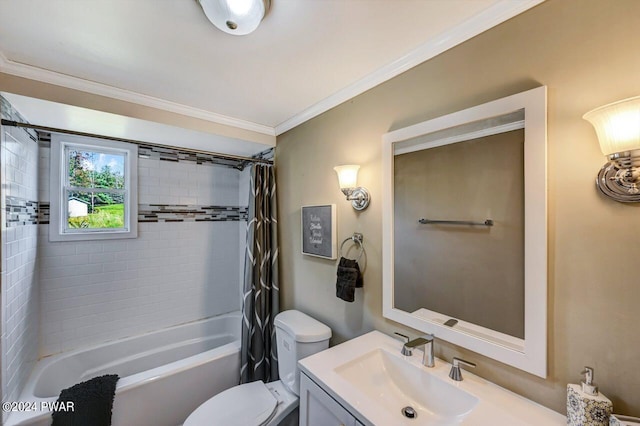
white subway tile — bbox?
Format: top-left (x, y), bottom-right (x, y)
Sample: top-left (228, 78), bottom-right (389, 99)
top-left (139, 175), bottom-right (159, 187)
top-left (40, 243), bottom-right (78, 257)
top-left (102, 242), bottom-right (127, 253)
top-left (0, 120), bottom-right (40, 412)
top-left (89, 252), bottom-right (114, 264)
top-left (146, 185), bottom-right (161, 195)
top-left (74, 242), bottom-right (103, 254)
top-left (148, 167), bottom-right (162, 177)
top-left (102, 262), bottom-right (128, 273)
top-left (43, 263), bottom-right (98, 279)
top-left (138, 193), bottom-right (152, 204)
top-left (1, 145), bottom-right (247, 360)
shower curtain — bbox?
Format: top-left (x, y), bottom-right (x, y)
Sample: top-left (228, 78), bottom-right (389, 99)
top-left (240, 163), bottom-right (280, 383)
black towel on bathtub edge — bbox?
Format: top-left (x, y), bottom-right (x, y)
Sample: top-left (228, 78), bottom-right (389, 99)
top-left (51, 374), bottom-right (119, 426)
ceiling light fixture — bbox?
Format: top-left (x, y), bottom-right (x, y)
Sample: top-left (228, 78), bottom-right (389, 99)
top-left (198, 0), bottom-right (270, 36)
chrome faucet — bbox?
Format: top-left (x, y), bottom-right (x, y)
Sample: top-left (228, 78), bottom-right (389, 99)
top-left (448, 357), bottom-right (476, 381)
top-left (395, 333), bottom-right (435, 367)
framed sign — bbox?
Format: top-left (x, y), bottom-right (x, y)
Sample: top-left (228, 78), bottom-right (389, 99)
top-left (301, 204), bottom-right (337, 259)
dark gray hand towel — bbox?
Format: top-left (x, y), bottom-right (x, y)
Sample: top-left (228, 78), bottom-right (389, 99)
top-left (336, 257), bottom-right (364, 302)
top-left (52, 374), bottom-right (119, 426)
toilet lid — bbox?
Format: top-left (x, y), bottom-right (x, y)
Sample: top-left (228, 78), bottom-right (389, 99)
top-left (184, 381), bottom-right (278, 426)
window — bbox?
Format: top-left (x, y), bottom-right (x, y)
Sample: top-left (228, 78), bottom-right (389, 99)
top-left (50, 133), bottom-right (137, 241)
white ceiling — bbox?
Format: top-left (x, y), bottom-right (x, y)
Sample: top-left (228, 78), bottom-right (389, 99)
top-left (0, 0), bottom-right (543, 141)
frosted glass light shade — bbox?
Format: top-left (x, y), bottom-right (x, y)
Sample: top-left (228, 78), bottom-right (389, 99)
top-left (583, 96), bottom-right (640, 156)
top-left (198, 0), bottom-right (268, 36)
top-left (334, 165), bottom-right (360, 189)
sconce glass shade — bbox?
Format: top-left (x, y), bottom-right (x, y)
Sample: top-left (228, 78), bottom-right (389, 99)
top-left (198, 0), bottom-right (269, 36)
top-left (583, 96), bottom-right (640, 156)
top-left (584, 96), bottom-right (640, 202)
top-left (334, 165), bottom-right (360, 189)
top-left (334, 165), bottom-right (370, 211)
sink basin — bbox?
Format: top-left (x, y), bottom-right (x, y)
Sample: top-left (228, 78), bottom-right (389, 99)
top-left (299, 331), bottom-right (566, 425)
top-left (335, 349), bottom-right (478, 423)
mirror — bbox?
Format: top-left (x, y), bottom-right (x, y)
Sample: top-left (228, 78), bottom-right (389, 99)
top-left (382, 87), bottom-right (547, 377)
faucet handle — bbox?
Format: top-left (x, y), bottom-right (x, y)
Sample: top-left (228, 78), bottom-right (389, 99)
top-left (394, 332), bottom-right (410, 343)
top-left (452, 357), bottom-right (476, 369)
top-left (449, 357), bottom-right (476, 381)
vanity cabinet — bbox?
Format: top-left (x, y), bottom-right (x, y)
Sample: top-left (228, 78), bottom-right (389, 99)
top-left (299, 372), bottom-right (363, 426)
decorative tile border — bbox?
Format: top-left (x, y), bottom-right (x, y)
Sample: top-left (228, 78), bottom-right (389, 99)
top-left (38, 202), bottom-right (50, 224)
top-left (5, 196), bottom-right (40, 227)
top-left (137, 144), bottom-right (247, 169)
top-left (4, 200), bottom-right (247, 227)
top-left (138, 204), bottom-right (248, 223)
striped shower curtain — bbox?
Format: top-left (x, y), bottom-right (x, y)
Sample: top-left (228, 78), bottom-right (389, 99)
top-left (240, 164), bottom-right (280, 383)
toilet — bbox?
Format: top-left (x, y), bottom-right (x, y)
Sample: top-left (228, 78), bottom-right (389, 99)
top-left (184, 310), bottom-right (331, 426)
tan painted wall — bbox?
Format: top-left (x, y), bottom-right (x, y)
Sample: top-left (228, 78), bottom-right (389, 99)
top-left (276, 0), bottom-right (640, 415)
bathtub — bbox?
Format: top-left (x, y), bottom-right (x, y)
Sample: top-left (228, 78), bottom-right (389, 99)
top-left (6, 311), bottom-right (241, 426)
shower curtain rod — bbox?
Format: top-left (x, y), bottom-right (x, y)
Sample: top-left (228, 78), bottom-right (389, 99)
top-left (0, 119), bottom-right (274, 165)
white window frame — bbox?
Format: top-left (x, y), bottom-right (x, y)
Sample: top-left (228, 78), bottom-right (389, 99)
top-left (50, 133), bottom-right (138, 241)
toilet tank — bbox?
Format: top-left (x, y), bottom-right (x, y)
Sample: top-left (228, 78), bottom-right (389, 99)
top-left (274, 310), bottom-right (331, 396)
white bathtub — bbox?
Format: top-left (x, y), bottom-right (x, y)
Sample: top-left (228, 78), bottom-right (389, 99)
top-left (6, 311), bottom-right (241, 426)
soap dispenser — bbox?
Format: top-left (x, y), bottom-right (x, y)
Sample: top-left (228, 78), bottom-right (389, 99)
top-left (566, 367), bottom-right (613, 426)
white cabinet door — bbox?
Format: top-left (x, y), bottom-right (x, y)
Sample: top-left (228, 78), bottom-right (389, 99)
top-left (299, 373), bottom-right (356, 426)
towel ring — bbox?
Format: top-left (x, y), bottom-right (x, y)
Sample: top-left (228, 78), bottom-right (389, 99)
top-left (339, 233), bottom-right (364, 262)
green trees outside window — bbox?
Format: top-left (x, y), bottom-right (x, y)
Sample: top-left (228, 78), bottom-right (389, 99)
top-left (66, 149), bottom-right (126, 229)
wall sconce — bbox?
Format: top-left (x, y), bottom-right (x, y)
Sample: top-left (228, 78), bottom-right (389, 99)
top-left (333, 165), bottom-right (370, 211)
top-left (584, 96), bottom-right (640, 203)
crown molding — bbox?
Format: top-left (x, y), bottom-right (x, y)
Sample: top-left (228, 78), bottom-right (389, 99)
top-left (0, 51), bottom-right (276, 136)
top-left (274, 0), bottom-right (545, 135)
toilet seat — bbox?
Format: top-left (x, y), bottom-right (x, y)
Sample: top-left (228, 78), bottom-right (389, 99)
top-left (184, 381), bottom-right (278, 426)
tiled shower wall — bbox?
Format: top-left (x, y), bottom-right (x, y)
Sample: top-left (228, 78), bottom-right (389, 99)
top-left (37, 138), bottom-right (248, 356)
top-left (0, 97), bottom-right (40, 411)
top-left (1, 94), bottom-right (252, 408)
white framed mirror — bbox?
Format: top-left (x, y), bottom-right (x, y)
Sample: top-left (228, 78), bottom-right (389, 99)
top-left (382, 86), bottom-right (547, 377)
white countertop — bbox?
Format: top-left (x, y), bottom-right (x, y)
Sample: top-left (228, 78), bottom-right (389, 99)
top-left (299, 331), bottom-right (566, 426)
